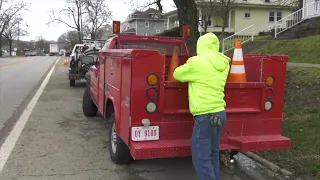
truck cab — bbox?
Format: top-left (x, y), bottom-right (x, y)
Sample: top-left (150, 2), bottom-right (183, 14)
top-left (69, 40), bottom-right (106, 86)
top-left (82, 21), bottom-right (291, 165)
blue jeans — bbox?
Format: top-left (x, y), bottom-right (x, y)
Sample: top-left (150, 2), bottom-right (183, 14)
top-left (191, 111), bottom-right (227, 180)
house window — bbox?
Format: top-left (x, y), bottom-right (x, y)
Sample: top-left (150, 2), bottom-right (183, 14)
top-left (156, 29), bottom-right (161, 33)
top-left (269, 11), bottom-right (282, 22)
top-left (145, 21), bottom-right (149, 27)
top-left (126, 26), bottom-right (130, 30)
top-left (164, 21), bottom-right (167, 28)
top-left (143, 32), bottom-right (148, 36)
top-left (245, 13), bottom-right (251, 18)
top-left (174, 20), bottom-right (179, 27)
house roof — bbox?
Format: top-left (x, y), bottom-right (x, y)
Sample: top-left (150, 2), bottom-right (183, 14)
top-left (123, 28), bottom-right (136, 34)
top-left (164, 0), bottom-right (295, 17)
top-left (127, 8), bottom-right (164, 22)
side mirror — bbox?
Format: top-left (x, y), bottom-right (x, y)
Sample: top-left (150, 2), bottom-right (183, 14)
top-left (82, 56), bottom-right (94, 64)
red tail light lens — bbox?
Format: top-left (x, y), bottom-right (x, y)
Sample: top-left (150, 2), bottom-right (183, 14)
top-left (146, 88), bottom-right (158, 100)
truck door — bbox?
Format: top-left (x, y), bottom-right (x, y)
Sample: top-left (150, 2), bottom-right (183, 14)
top-left (98, 38), bottom-right (118, 116)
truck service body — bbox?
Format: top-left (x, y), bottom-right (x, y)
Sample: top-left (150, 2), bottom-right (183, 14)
top-left (82, 21), bottom-right (291, 164)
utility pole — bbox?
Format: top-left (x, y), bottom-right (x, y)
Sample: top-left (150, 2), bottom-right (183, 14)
top-left (18, 21), bottom-right (20, 51)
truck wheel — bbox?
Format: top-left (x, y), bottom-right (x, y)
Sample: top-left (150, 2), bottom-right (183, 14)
top-left (70, 80), bottom-right (75, 87)
top-left (82, 88), bottom-right (97, 117)
top-left (109, 113), bottom-right (132, 164)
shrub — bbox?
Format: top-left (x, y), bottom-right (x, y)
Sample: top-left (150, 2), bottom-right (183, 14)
top-left (154, 27), bottom-right (181, 37)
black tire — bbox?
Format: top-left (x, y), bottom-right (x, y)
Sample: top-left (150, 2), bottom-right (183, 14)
top-left (109, 113), bottom-right (132, 164)
top-left (82, 88), bottom-right (98, 117)
top-left (70, 80), bottom-right (75, 87)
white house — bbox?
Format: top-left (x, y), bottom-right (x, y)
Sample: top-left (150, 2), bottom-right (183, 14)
top-left (165, 0), bottom-right (297, 35)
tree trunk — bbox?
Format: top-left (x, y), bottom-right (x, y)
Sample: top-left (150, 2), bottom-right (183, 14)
top-left (299, 0), bottom-right (303, 9)
top-left (173, 0), bottom-right (200, 53)
top-left (9, 40), bottom-right (12, 56)
top-left (91, 32), bottom-right (95, 40)
top-left (0, 41), bottom-right (2, 57)
top-left (77, 27), bottom-right (82, 43)
top-left (221, 9), bottom-right (229, 39)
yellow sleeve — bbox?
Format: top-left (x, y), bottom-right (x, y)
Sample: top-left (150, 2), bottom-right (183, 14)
top-left (173, 57), bottom-right (199, 82)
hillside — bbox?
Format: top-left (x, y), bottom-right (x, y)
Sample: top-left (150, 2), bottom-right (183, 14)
top-left (257, 67), bottom-right (320, 179)
top-left (246, 35), bottom-right (320, 64)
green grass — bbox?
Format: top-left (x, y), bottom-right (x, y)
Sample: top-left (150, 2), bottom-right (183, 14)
top-left (248, 35), bottom-right (320, 64)
top-left (257, 67), bottom-right (320, 179)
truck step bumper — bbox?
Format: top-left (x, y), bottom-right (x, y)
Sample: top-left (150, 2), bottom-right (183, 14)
top-left (227, 135), bottom-right (291, 152)
top-left (130, 135), bottom-right (290, 160)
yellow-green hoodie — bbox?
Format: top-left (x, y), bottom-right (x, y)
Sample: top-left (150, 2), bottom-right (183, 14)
top-left (173, 33), bottom-right (231, 116)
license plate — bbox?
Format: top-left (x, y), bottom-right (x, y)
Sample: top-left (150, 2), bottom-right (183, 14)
top-left (131, 126), bottom-right (159, 141)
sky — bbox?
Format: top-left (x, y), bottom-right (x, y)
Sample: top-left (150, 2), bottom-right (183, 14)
top-left (19, 0), bottom-right (176, 41)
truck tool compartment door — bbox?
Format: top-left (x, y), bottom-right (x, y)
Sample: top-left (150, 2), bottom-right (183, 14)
top-left (120, 57), bottom-right (131, 144)
top-left (89, 67), bottom-right (98, 104)
top-left (98, 56), bottom-right (106, 114)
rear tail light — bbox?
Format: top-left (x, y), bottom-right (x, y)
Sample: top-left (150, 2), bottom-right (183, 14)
top-left (265, 101), bottom-right (273, 111)
top-left (146, 73), bottom-right (159, 114)
top-left (146, 88), bottom-right (158, 100)
top-left (147, 73), bottom-right (159, 86)
top-left (265, 75), bottom-right (274, 111)
top-left (266, 75), bottom-right (275, 86)
top-left (146, 102), bottom-right (157, 113)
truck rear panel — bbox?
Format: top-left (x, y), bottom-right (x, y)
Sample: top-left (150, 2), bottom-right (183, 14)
top-left (127, 52), bottom-right (290, 160)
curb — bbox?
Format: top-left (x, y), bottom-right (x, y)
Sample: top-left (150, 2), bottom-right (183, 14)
top-left (242, 152), bottom-right (293, 178)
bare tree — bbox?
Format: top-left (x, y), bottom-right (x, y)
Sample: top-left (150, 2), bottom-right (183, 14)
top-left (196, 0), bottom-right (218, 33)
top-left (57, 30), bottom-right (79, 47)
top-left (218, 0), bottom-right (234, 38)
top-left (3, 16), bottom-right (28, 55)
top-left (143, 0), bottom-right (199, 53)
top-left (0, 0), bottom-right (27, 56)
top-left (83, 0), bottom-right (112, 39)
top-left (35, 35), bottom-right (48, 52)
top-left (47, 0), bottom-right (86, 43)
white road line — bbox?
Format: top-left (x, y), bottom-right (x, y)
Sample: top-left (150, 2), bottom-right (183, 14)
top-left (0, 57), bottom-right (60, 173)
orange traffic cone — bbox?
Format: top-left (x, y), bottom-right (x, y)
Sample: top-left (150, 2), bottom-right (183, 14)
top-left (64, 58), bottom-right (69, 66)
top-left (167, 48), bottom-right (179, 81)
top-left (227, 40), bottom-right (247, 82)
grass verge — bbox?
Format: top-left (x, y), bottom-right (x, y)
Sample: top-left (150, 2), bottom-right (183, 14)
top-left (257, 67), bottom-right (320, 179)
top-left (248, 35), bottom-right (320, 64)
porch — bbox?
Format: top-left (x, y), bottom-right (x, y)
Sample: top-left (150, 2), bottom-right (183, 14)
top-left (165, 8), bottom-right (235, 33)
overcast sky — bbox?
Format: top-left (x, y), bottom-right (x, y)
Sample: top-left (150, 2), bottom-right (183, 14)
top-left (19, 0), bottom-right (175, 41)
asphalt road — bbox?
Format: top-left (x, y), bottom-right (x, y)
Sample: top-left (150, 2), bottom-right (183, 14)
top-left (0, 56), bottom-right (57, 130)
top-left (0, 59), bottom-right (248, 180)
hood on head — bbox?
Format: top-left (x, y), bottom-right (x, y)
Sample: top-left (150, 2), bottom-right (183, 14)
top-left (196, 32), bottom-right (220, 55)
top-left (196, 32), bottom-right (231, 72)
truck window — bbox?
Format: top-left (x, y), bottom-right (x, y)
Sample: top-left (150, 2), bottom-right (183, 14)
top-left (120, 41), bottom-right (186, 56)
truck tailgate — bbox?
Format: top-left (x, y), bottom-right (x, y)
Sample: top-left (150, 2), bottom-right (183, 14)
top-left (225, 82), bottom-right (265, 113)
top-left (159, 82), bottom-right (265, 116)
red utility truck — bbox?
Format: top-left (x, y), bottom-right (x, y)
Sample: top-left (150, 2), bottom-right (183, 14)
top-left (82, 21), bottom-right (291, 165)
